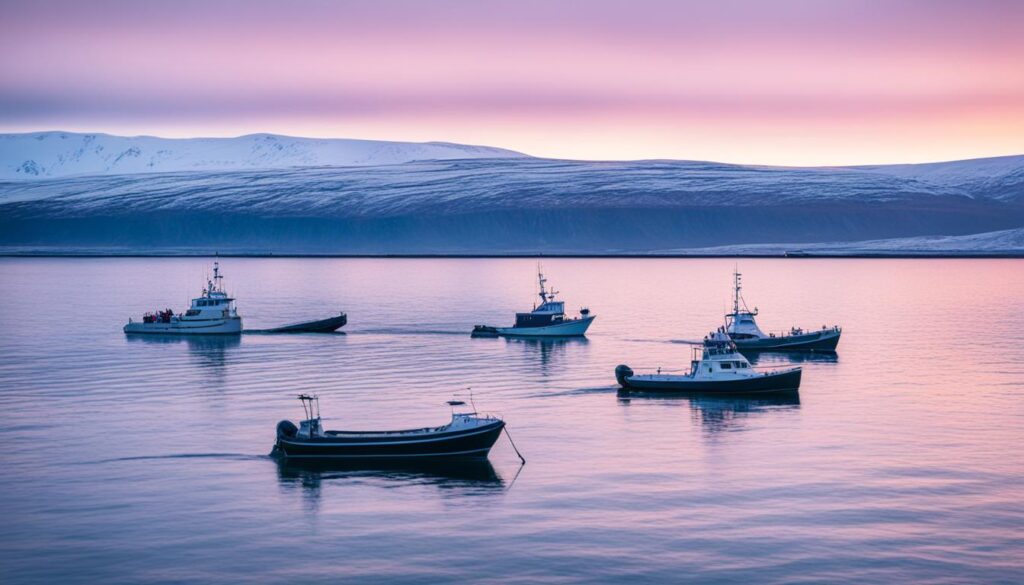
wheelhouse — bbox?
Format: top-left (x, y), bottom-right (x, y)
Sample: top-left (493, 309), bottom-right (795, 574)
top-left (724, 269), bottom-right (767, 339)
top-left (512, 272), bottom-right (570, 328)
top-left (182, 262), bottom-right (238, 320)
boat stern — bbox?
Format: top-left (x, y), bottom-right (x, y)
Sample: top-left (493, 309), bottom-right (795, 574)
top-left (615, 364), bottom-right (634, 388)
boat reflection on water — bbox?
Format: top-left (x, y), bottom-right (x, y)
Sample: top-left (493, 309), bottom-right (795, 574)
top-left (686, 393), bottom-right (800, 434)
top-left (744, 350), bottom-right (838, 366)
top-left (618, 389), bottom-right (801, 434)
top-left (505, 336), bottom-right (589, 370)
top-left (275, 458), bottom-right (507, 509)
top-left (125, 333), bottom-right (241, 371)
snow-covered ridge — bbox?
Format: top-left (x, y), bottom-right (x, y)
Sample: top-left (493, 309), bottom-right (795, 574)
top-left (1, 136), bottom-right (1022, 254)
top-left (3, 156), bottom-right (1022, 209)
top-left (0, 131), bottom-right (527, 180)
top-left (850, 155), bottom-right (1024, 202)
top-left (3, 158), bottom-right (1023, 253)
top-left (671, 228), bottom-right (1024, 255)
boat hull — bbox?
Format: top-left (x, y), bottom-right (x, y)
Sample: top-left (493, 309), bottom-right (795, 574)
top-left (732, 328), bottom-right (840, 351)
top-left (274, 420), bottom-right (506, 461)
top-left (123, 317), bottom-right (242, 335)
top-left (262, 313), bottom-right (347, 333)
top-left (495, 315), bottom-right (595, 337)
top-left (616, 365), bottom-right (802, 395)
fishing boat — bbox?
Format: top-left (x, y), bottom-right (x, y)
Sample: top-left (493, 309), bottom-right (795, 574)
top-left (272, 395), bottom-right (509, 461)
top-left (725, 269), bottom-right (841, 351)
top-left (249, 313), bottom-right (347, 333)
top-left (615, 331), bottom-right (802, 395)
top-left (472, 268), bottom-right (594, 337)
top-left (123, 261), bottom-right (242, 335)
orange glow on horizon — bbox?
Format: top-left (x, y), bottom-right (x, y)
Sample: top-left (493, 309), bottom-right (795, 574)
top-left (1, 0), bottom-right (1022, 165)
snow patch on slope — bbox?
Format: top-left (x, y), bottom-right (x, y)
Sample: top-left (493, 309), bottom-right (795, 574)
top-left (0, 131), bottom-right (526, 180)
top-left (3, 156), bottom-right (1022, 209)
top-left (853, 156), bottom-right (1024, 201)
top-left (676, 228), bottom-right (1024, 255)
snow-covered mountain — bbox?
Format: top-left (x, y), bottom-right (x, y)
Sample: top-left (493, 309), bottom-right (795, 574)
top-left (851, 155), bottom-right (1024, 202)
top-left (0, 131), bottom-right (526, 179)
top-left (1, 136), bottom-right (1022, 254)
top-left (668, 228), bottom-right (1024, 256)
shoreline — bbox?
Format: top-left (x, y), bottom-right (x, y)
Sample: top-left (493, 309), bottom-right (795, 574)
top-left (2, 252), bottom-right (1022, 259)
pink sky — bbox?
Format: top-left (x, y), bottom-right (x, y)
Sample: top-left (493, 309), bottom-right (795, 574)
top-left (1, 0), bottom-right (1022, 165)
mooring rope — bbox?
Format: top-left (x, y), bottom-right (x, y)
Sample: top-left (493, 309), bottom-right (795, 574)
top-left (503, 427), bottom-right (526, 464)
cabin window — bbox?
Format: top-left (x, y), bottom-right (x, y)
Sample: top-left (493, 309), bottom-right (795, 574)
top-left (720, 363), bottom-right (732, 369)
top-left (185, 309), bottom-right (200, 316)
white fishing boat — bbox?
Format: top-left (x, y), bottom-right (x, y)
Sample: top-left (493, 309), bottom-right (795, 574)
top-left (473, 268), bottom-right (594, 337)
top-left (616, 330), bottom-right (802, 395)
top-left (124, 261), bottom-right (242, 335)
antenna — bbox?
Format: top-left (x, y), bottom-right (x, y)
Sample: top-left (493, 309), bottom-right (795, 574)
top-left (537, 263), bottom-right (548, 305)
top-left (733, 265), bottom-right (741, 316)
top-left (297, 393), bottom-right (319, 420)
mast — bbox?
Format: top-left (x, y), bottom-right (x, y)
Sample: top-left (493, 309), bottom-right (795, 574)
top-left (212, 261), bottom-right (223, 293)
top-left (733, 267), bottom-right (741, 316)
top-left (535, 264), bottom-right (559, 306)
top-left (729, 267), bottom-right (756, 318)
top-left (538, 265), bottom-right (547, 304)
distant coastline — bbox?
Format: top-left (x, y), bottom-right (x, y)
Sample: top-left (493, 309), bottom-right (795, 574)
top-left (3, 132), bottom-right (1022, 256)
top-left (2, 250), bottom-right (1022, 259)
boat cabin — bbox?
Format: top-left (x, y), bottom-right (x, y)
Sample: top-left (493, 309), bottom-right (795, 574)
top-left (725, 310), bottom-right (766, 340)
top-left (512, 270), bottom-right (573, 328)
top-left (514, 300), bottom-right (566, 327)
top-left (724, 269), bottom-right (767, 340)
top-left (182, 262), bottom-right (238, 320)
top-left (689, 332), bottom-right (757, 377)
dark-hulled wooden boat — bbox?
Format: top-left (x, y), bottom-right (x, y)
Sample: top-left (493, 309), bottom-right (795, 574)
top-left (272, 395), bottom-right (505, 461)
top-left (725, 269), bottom-right (841, 351)
top-left (471, 325), bottom-right (500, 337)
top-left (262, 312), bottom-right (347, 333)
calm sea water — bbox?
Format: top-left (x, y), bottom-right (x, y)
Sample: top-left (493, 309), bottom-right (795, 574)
top-left (1, 258), bottom-right (1022, 584)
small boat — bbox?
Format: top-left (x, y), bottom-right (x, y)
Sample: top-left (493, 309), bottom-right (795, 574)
top-left (256, 313), bottom-right (347, 333)
top-left (725, 269), bottom-right (841, 351)
top-left (470, 325), bottom-right (500, 337)
top-left (473, 268), bottom-right (595, 337)
top-left (123, 261), bottom-right (242, 335)
top-left (272, 395), bottom-right (507, 461)
top-left (615, 331), bottom-right (802, 395)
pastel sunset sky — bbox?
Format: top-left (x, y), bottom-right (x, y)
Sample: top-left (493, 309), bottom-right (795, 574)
top-left (2, 0), bottom-right (1022, 165)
